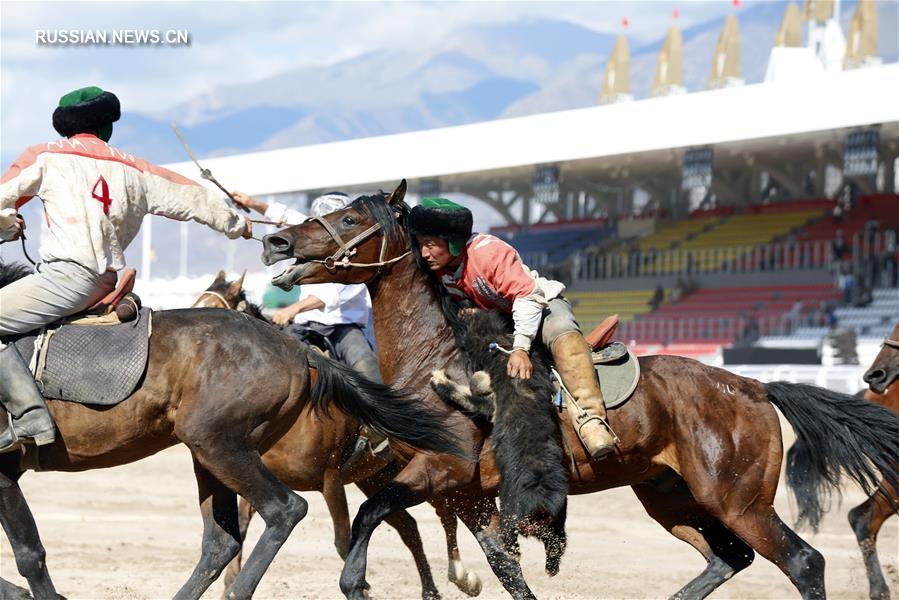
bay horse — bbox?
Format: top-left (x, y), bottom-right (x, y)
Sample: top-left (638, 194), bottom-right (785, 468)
top-left (788, 322), bottom-right (899, 600)
top-left (261, 180), bottom-right (899, 600)
top-left (0, 260), bottom-right (460, 600)
top-left (192, 271), bottom-right (483, 598)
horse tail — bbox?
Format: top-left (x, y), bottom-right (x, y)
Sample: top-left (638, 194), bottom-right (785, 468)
top-left (766, 381), bottom-right (899, 531)
top-left (305, 349), bottom-right (468, 460)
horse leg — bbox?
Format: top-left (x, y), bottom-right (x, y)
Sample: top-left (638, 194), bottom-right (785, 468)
top-left (174, 460), bottom-right (242, 600)
top-left (339, 477), bottom-right (426, 600)
top-left (452, 496), bottom-right (536, 600)
top-left (434, 497), bottom-right (482, 597)
top-left (323, 468), bottom-right (352, 560)
top-left (687, 467), bottom-right (825, 600)
top-left (848, 479), bottom-right (898, 600)
top-left (0, 472), bottom-right (57, 599)
top-left (221, 498), bottom-right (254, 594)
top-left (0, 578), bottom-right (31, 600)
top-left (187, 445), bottom-right (308, 600)
top-left (354, 474), bottom-right (441, 600)
top-left (631, 477), bottom-right (755, 599)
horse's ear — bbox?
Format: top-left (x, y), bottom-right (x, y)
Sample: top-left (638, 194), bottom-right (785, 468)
top-left (228, 270), bottom-right (246, 297)
top-left (214, 270), bottom-right (226, 283)
top-left (387, 179), bottom-right (407, 206)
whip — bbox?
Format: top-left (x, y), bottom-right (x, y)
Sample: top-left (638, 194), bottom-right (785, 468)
top-left (170, 123), bottom-right (249, 213)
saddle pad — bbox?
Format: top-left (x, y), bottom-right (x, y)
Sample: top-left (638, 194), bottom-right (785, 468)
top-left (10, 308), bottom-right (152, 406)
top-left (595, 348), bottom-right (641, 410)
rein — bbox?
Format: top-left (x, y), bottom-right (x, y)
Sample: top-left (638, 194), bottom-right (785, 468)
top-left (883, 338), bottom-right (899, 350)
top-left (0, 215), bottom-right (38, 266)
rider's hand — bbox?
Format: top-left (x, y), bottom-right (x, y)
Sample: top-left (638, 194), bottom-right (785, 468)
top-left (507, 349), bottom-right (532, 380)
top-left (10, 216), bottom-right (24, 241)
top-left (241, 217), bottom-right (253, 240)
top-left (232, 191), bottom-right (262, 214)
top-left (272, 305), bottom-right (299, 326)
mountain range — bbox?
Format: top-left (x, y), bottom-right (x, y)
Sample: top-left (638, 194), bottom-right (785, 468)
top-left (4, 0), bottom-right (896, 278)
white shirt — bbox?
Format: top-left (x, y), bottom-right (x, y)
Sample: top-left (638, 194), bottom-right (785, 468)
top-left (264, 201), bottom-right (372, 328)
top-left (294, 282), bottom-right (372, 327)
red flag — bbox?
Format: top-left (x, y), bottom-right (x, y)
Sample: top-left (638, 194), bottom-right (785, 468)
top-left (673, 7), bottom-right (680, 20)
top-left (622, 16), bottom-right (630, 28)
top-left (732, 0), bottom-right (741, 6)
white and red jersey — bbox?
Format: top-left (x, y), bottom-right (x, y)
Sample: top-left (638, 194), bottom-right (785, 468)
top-left (0, 134), bottom-right (246, 274)
top-left (437, 233), bottom-right (565, 350)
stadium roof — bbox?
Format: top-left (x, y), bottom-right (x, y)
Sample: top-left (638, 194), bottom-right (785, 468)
top-left (166, 62), bottom-right (899, 197)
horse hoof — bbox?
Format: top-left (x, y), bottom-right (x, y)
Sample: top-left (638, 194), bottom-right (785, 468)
top-left (451, 571), bottom-right (483, 597)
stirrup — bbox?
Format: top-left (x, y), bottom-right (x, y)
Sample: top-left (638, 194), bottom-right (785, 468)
top-left (569, 397), bottom-right (620, 445)
top-left (0, 413), bottom-right (23, 454)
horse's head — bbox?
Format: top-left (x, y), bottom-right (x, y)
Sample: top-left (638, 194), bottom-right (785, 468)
top-left (863, 321), bottom-right (899, 394)
top-left (262, 180), bottom-right (409, 290)
top-left (192, 270), bottom-right (247, 310)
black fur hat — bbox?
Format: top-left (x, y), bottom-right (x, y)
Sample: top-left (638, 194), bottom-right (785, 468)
top-left (52, 87), bottom-right (120, 141)
top-left (408, 198), bottom-right (473, 255)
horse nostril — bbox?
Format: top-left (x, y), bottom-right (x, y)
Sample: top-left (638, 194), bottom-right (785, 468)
top-left (266, 235), bottom-right (293, 254)
top-left (864, 369), bottom-right (886, 384)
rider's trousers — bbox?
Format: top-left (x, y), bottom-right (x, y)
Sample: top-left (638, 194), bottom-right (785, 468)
top-left (0, 260), bottom-right (116, 338)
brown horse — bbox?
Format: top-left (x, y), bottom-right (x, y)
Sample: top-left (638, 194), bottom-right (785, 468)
top-left (850, 324), bottom-right (899, 600)
top-left (192, 271), bottom-right (483, 598)
top-left (0, 260), bottom-right (460, 600)
top-left (261, 181), bottom-right (899, 600)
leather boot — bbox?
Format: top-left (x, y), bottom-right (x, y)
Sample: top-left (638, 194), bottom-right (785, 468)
top-left (0, 344), bottom-right (56, 453)
top-left (551, 332), bottom-right (617, 459)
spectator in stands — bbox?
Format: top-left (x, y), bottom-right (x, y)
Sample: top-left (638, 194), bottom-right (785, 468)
top-left (648, 284), bottom-right (664, 312)
top-left (838, 263), bottom-right (855, 304)
top-left (739, 315), bottom-right (760, 346)
top-left (831, 229), bottom-right (848, 273)
top-left (786, 300), bottom-right (803, 334)
top-left (832, 202), bottom-right (844, 224)
top-left (671, 277), bottom-right (686, 303)
top-left (883, 233), bottom-right (898, 287)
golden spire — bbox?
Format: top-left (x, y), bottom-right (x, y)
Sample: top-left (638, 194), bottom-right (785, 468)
top-left (708, 14), bottom-right (743, 89)
top-left (600, 34), bottom-right (632, 104)
top-left (775, 2), bottom-right (803, 47)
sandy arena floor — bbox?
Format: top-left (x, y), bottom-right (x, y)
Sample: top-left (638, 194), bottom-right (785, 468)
top-left (1, 419), bottom-right (897, 600)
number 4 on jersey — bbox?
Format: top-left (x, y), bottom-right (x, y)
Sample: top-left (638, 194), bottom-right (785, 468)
top-left (91, 175), bottom-right (112, 215)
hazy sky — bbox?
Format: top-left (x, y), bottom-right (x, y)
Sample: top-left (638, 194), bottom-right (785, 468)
top-left (1, 1), bottom-right (742, 158)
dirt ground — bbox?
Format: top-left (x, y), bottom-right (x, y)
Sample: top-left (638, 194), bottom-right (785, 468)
top-left (1, 419), bottom-right (897, 600)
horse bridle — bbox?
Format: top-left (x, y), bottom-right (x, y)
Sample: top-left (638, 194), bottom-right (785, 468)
top-left (883, 338), bottom-right (899, 350)
top-left (194, 290), bottom-right (232, 309)
top-left (303, 213), bottom-right (410, 272)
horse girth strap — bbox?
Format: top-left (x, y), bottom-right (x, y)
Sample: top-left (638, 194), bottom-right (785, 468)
top-left (883, 338), bottom-right (899, 350)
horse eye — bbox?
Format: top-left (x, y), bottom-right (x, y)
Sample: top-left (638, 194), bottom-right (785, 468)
top-left (342, 216), bottom-right (355, 226)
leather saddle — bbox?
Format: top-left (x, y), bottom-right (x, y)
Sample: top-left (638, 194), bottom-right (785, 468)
top-left (556, 313), bottom-right (640, 410)
top-left (69, 267), bottom-right (141, 325)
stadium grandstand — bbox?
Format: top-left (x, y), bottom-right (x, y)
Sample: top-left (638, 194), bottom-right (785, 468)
top-left (133, 0), bottom-right (896, 392)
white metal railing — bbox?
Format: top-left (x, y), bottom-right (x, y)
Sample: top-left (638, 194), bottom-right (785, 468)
top-left (617, 313), bottom-right (829, 344)
top-left (576, 240), bottom-right (834, 280)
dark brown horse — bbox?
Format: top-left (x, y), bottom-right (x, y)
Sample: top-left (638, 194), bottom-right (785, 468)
top-left (0, 261), bottom-right (459, 600)
top-left (261, 181), bottom-right (899, 600)
top-left (192, 272), bottom-right (483, 598)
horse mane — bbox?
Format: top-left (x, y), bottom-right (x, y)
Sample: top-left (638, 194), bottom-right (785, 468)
top-left (0, 261), bottom-right (33, 288)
